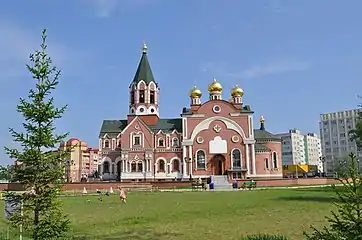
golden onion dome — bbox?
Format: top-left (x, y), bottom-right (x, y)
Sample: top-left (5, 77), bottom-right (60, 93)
top-left (230, 84), bottom-right (244, 97)
top-left (260, 116), bottom-right (265, 123)
top-left (189, 85), bottom-right (202, 98)
top-left (208, 77), bottom-right (223, 93)
top-left (229, 97), bottom-right (234, 103)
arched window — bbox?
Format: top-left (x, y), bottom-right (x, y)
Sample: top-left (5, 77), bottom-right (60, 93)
top-left (158, 138), bottom-right (164, 147)
top-left (173, 159), bottom-right (180, 172)
top-left (273, 152), bottom-right (278, 169)
top-left (137, 162), bottom-right (143, 172)
top-left (130, 91), bottom-right (135, 104)
top-left (172, 138), bottom-right (179, 147)
top-left (196, 150), bottom-right (206, 169)
top-left (131, 162), bottom-right (137, 172)
top-left (103, 161), bottom-right (110, 173)
top-left (158, 160), bottom-right (165, 172)
top-left (264, 158), bottom-right (269, 169)
top-left (232, 149), bottom-right (241, 168)
top-left (104, 140), bottom-right (109, 148)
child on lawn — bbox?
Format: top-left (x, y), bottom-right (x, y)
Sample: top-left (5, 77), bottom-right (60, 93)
top-left (119, 187), bottom-right (127, 204)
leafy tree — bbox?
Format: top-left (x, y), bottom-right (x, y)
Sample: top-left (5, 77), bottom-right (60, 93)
top-left (4, 29), bottom-right (70, 239)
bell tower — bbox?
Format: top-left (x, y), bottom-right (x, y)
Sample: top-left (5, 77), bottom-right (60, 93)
top-left (129, 43), bottom-right (160, 120)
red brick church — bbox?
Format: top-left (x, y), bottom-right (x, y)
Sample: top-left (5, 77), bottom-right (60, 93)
top-left (98, 43), bottom-right (282, 182)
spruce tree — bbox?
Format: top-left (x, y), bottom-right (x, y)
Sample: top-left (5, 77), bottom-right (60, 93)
top-left (4, 29), bottom-right (70, 239)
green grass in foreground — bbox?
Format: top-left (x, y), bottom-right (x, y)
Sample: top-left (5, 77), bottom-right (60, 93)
top-left (0, 188), bottom-right (337, 240)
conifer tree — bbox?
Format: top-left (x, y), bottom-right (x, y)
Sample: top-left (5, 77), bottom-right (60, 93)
top-left (4, 29), bottom-right (70, 240)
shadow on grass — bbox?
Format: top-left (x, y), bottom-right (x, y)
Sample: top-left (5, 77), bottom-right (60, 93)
top-left (276, 195), bottom-right (340, 203)
top-left (72, 227), bottom-right (183, 240)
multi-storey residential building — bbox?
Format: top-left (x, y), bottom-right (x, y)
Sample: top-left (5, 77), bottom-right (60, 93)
top-left (319, 109), bottom-right (361, 173)
top-left (59, 138), bottom-right (100, 182)
top-left (276, 129), bottom-right (323, 172)
top-left (305, 133), bottom-right (323, 171)
top-left (98, 43), bottom-right (283, 182)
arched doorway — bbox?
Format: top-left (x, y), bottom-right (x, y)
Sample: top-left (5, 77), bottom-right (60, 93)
top-left (211, 154), bottom-right (225, 175)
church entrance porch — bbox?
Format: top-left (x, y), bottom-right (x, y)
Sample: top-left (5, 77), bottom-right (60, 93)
top-left (210, 154), bottom-right (226, 175)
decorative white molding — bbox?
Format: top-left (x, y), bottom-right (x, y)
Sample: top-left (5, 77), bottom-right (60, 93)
top-left (189, 116), bottom-right (248, 142)
top-left (212, 105), bottom-right (221, 113)
top-left (188, 114), bottom-right (205, 118)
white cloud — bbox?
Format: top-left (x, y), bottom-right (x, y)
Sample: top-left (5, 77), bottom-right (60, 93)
top-left (89, 0), bottom-right (160, 18)
top-left (238, 60), bottom-right (310, 79)
top-left (92, 0), bottom-right (118, 18)
top-left (201, 59), bottom-right (310, 79)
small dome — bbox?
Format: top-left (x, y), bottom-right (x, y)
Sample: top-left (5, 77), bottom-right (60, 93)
top-left (260, 116), bottom-right (265, 123)
top-left (230, 84), bottom-right (244, 97)
top-left (208, 78), bottom-right (223, 93)
top-left (229, 97), bottom-right (234, 103)
top-left (189, 85), bottom-right (202, 98)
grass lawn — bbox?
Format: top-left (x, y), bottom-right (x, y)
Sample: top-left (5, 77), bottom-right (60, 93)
top-left (0, 188), bottom-right (338, 240)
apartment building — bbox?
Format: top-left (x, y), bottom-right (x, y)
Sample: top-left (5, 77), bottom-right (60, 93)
top-left (276, 129), bottom-right (323, 172)
top-left (59, 138), bottom-right (100, 182)
top-left (319, 109), bottom-right (362, 173)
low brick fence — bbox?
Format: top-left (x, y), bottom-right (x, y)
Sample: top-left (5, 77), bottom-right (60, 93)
top-left (1, 178), bottom-right (341, 192)
top-left (237, 178), bottom-right (339, 188)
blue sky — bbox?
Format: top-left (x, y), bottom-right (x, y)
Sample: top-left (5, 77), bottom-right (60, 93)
top-left (1, 0), bottom-right (362, 164)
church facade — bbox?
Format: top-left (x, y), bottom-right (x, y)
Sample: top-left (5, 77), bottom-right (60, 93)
top-left (98, 44), bottom-right (283, 181)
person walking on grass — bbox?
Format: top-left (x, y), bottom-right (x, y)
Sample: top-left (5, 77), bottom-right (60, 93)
top-left (118, 187), bottom-right (127, 204)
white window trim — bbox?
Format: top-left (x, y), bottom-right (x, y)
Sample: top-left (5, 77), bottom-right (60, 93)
top-left (171, 137), bottom-right (179, 147)
top-left (195, 149), bottom-right (206, 169)
top-left (158, 138), bottom-right (165, 147)
top-left (103, 139), bottom-right (110, 148)
top-left (272, 151), bottom-right (278, 169)
top-left (133, 134), bottom-right (141, 147)
top-left (231, 148), bottom-right (242, 169)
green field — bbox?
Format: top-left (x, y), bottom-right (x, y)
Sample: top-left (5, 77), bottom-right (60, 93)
top-left (0, 188), bottom-right (337, 240)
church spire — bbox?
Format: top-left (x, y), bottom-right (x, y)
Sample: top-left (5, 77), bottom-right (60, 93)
top-left (130, 42), bottom-right (156, 87)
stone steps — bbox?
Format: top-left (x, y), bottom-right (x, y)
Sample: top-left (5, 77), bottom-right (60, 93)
top-left (212, 175), bottom-right (232, 189)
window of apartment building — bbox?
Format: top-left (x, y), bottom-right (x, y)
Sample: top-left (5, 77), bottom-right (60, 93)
top-left (331, 120), bottom-right (337, 124)
top-left (340, 133), bottom-right (346, 138)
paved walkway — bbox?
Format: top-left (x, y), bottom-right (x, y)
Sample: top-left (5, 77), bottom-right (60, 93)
top-left (158, 184), bottom-right (341, 192)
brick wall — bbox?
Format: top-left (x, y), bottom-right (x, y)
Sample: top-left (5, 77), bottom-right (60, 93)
top-left (237, 178), bottom-right (339, 188)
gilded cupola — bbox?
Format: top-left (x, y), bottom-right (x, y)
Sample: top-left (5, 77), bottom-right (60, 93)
top-left (208, 78), bottom-right (223, 93)
top-left (230, 84), bottom-right (244, 97)
top-left (189, 85), bottom-right (202, 98)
